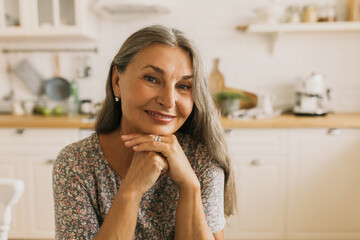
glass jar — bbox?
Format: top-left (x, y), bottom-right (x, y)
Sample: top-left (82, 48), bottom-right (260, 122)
top-left (302, 5), bottom-right (318, 22)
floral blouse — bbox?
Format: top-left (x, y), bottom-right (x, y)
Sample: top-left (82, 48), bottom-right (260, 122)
top-left (53, 132), bottom-right (225, 239)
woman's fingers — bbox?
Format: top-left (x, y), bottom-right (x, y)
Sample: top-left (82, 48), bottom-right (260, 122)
top-left (122, 134), bottom-right (169, 148)
top-left (132, 141), bottom-right (167, 153)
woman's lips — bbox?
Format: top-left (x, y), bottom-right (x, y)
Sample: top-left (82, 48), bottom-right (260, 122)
top-left (145, 110), bottom-right (176, 122)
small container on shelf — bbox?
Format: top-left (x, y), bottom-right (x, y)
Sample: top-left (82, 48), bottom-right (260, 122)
top-left (318, 5), bottom-right (337, 22)
top-left (286, 6), bottom-right (301, 23)
top-left (80, 99), bottom-right (93, 115)
top-left (302, 5), bottom-right (318, 23)
top-left (348, 0), bottom-right (360, 21)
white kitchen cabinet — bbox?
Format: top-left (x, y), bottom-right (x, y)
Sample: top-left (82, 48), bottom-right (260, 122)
top-left (0, 0), bottom-right (29, 36)
top-left (0, 128), bottom-right (79, 239)
top-left (26, 155), bottom-right (57, 238)
top-left (288, 128), bottom-right (360, 240)
top-left (224, 129), bottom-right (287, 240)
top-left (0, 0), bottom-right (98, 40)
top-left (0, 156), bottom-right (26, 238)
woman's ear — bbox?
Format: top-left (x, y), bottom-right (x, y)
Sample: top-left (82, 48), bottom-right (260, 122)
top-left (112, 65), bottom-right (121, 98)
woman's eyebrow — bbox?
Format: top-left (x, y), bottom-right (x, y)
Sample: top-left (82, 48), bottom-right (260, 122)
top-left (142, 65), bottom-right (165, 75)
top-left (142, 64), bottom-right (193, 80)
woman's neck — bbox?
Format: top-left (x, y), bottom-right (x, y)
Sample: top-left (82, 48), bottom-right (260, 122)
top-left (99, 126), bottom-right (134, 178)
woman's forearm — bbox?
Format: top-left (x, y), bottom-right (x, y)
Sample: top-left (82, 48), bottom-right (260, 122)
top-left (94, 187), bottom-right (142, 240)
top-left (174, 183), bottom-right (215, 240)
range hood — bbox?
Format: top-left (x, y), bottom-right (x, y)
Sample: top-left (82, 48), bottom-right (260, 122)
top-left (92, 0), bottom-right (170, 19)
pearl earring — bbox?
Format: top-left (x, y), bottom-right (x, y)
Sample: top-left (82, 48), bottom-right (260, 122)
top-left (115, 97), bottom-right (120, 102)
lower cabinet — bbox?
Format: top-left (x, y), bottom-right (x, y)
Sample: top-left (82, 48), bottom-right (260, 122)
top-left (224, 128), bottom-right (360, 240)
top-left (0, 128), bottom-right (79, 239)
top-left (1, 127), bottom-right (360, 239)
top-left (224, 129), bottom-right (287, 240)
top-left (287, 128), bottom-right (360, 240)
top-left (225, 156), bottom-right (286, 240)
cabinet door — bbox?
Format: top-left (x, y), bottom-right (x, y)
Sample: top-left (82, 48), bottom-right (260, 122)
top-left (224, 129), bottom-right (287, 240)
top-left (0, 156), bottom-right (27, 239)
top-left (33, 0), bottom-right (76, 30)
top-left (225, 156), bottom-right (286, 240)
top-left (288, 128), bottom-right (360, 240)
top-left (26, 155), bottom-right (55, 239)
top-left (0, 0), bottom-right (30, 35)
top-left (0, 0), bottom-right (97, 39)
top-left (0, 128), bottom-right (79, 239)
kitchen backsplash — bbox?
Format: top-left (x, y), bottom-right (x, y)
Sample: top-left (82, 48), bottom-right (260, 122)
top-left (0, 0), bottom-right (359, 112)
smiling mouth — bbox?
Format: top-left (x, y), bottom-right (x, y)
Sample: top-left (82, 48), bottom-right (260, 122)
top-left (145, 110), bottom-right (176, 119)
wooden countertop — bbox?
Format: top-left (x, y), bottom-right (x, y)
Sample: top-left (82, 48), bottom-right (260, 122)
top-left (0, 115), bottom-right (95, 129)
top-left (220, 112), bottom-right (360, 128)
top-left (0, 113), bottom-right (360, 129)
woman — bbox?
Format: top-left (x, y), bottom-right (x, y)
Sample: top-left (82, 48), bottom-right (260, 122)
top-left (53, 25), bottom-right (236, 240)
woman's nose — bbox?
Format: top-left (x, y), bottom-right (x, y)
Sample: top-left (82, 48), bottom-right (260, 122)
top-left (157, 86), bottom-right (176, 108)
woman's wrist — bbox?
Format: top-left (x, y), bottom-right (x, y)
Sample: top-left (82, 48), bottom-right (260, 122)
top-left (178, 176), bottom-right (201, 193)
top-left (118, 184), bottom-right (143, 204)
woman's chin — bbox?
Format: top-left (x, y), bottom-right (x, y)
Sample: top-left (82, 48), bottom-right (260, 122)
top-left (143, 127), bottom-right (179, 136)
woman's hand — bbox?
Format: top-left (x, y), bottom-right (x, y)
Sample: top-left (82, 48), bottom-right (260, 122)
top-left (121, 134), bottom-right (199, 189)
top-left (121, 151), bottom-right (168, 197)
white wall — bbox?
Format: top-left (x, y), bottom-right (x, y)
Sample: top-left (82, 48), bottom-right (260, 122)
top-left (1, 0), bottom-right (359, 112)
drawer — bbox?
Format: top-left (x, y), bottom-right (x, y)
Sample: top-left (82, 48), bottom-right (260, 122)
top-left (0, 128), bottom-right (79, 154)
top-left (224, 128), bottom-right (288, 156)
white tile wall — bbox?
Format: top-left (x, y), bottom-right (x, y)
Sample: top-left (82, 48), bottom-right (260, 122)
top-left (0, 0), bottom-right (359, 112)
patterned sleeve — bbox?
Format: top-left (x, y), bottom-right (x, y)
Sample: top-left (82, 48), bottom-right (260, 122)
top-left (53, 145), bottom-right (99, 240)
top-left (195, 144), bottom-right (226, 233)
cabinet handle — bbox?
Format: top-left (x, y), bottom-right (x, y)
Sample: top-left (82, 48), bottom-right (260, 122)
top-left (45, 159), bottom-right (55, 165)
top-left (328, 128), bottom-right (341, 136)
top-left (250, 159), bottom-right (264, 166)
top-left (15, 128), bottom-right (26, 135)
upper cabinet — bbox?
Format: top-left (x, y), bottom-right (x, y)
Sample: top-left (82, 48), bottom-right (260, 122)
top-left (0, 0), bottom-right (98, 40)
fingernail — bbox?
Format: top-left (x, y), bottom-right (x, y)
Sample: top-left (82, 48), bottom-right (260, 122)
top-left (133, 146), bottom-right (139, 150)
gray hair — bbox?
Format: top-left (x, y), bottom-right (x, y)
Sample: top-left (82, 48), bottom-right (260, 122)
top-left (95, 25), bottom-right (236, 217)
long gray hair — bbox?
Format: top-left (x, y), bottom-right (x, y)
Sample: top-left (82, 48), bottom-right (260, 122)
top-left (95, 25), bottom-right (236, 217)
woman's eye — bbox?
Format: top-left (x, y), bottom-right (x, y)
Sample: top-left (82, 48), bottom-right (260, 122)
top-left (178, 85), bottom-right (191, 90)
top-left (145, 75), bottom-right (157, 83)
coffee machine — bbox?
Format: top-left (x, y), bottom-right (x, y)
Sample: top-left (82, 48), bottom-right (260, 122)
top-left (293, 73), bottom-right (331, 116)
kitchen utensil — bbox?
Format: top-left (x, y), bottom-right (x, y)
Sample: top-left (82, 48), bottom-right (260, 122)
top-left (22, 100), bottom-right (35, 115)
top-left (208, 58), bottom-right (225, 99)
top-left (13, 59), bottom-right (44, 95)
top-left (3, 61), bottom-right (14, 101)
top-left (12, 101), bottom-right (24, 116)
top-left (44, 55), bottom-right (70, 101)
top-left (258, 94), bottom-right (276, 115)
top-left (80, 99), bottom-right (93, 115)
top-left (293, 73), bottom-right (331, 116)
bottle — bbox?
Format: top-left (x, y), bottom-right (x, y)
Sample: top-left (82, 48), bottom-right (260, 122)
top-left (68, 80), bottom-right (79, 117)
top-left (208, 58), bottom-right (225, 99)
top-left (348, 0), bottom-right (360, 21)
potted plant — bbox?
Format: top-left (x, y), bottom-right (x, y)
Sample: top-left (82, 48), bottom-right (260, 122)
top-left (215, 91), bottom-right (249, 116)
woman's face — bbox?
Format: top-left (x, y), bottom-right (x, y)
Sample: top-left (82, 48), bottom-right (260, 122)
top-left (112, 43), bottom-right (194, 135)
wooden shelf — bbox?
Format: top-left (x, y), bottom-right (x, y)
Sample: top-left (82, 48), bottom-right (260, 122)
top-left (236, 22), bottom-right (360, 53)
top-left (237, 22), bottom-right (360, 33)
